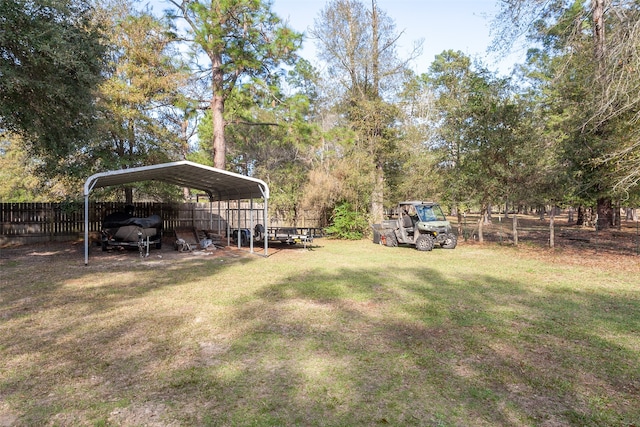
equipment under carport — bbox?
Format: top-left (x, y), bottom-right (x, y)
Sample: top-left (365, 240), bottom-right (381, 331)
top-left (270, 227), bottom-right (314, 248)
top-left (174, 228), bottom-right (224, 251)
top-left (101, 211), bottom-right (163, 257)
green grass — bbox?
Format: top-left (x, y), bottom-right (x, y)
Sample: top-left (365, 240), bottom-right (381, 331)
top-left (1, 240), bottom-right (639, 426)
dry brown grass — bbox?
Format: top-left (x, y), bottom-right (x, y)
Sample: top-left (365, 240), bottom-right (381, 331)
top-left (455, 213), bottom-right (640, 270)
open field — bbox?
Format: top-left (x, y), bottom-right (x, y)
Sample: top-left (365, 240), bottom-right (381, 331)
top-left (1, 221), bottom-right (639, 426)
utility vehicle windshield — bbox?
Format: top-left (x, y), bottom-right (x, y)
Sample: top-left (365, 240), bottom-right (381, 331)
top-left (415, 205), bottom-right (446, 222)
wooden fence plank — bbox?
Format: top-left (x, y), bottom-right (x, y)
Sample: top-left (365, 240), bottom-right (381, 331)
top-left (1, 201), bottom-right (323, 244)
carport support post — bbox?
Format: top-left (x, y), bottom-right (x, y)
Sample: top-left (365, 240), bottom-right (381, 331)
top-left (249, 198), bottom-right (254, 253)
top-left (208, 195), bottom-right (213, 231)
top-left (261, 188), bottom-right (268, 257)
top-left (264, 198), bottom-right (268, 256)
top-left (226, 202), bottom-right (231, 247)
top-left (237, 199), bottom-right (241, 249)
top-left (217, 199), bottom-right (221, 236)
top-left (84, 194), bottom-right (89, 265)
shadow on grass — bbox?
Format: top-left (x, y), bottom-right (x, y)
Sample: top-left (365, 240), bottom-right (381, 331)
top-left (0, 243), bottom-right (638, 426)
top-left (212, 267), bottom-right (640, 426)
top-left (0, 243), bottom-right (256, 425)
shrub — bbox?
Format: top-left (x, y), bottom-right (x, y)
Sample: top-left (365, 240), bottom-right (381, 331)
top-left (325, 202), bottom-right (369, 239)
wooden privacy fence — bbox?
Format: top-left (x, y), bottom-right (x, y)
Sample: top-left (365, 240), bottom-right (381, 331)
top-left (0, 202), bottom-right (323, 245)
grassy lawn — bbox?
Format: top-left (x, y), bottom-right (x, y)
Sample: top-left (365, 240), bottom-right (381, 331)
top-left (1, 239), bottom-right (639, 426)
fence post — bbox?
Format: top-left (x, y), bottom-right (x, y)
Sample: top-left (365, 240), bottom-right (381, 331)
top-left (549, 208), bottom-right (555, 248)
top-left (594, 214), bottom-right (599, 254)
top-left (48, 203), bottom-right (53, 242)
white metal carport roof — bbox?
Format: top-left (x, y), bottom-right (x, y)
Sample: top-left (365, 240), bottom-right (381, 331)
top-left (83, 161), bottom-right (270, 264)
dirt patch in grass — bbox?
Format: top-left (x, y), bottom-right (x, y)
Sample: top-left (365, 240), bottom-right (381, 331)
top-left (0, 238), bottom-right (258, 270)
top-left (454, 214), bottom-right (640, 271)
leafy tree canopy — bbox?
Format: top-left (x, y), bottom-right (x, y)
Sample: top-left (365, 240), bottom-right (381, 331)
top-left (0, 0), bottom-right (107, 174)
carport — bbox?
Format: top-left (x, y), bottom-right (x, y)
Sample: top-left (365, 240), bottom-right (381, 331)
top-left (83, 160), bottom-right (270, 264)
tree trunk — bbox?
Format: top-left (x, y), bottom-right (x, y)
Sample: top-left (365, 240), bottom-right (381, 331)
top-left (577, 205), bottom-right (584, 226)
top-left (549, 208), bottom-right (555, 248)
top-left (368, 1), bottom-right (384, 224)
top-left (626, 208), bottom-right (637, 221)
top-left (512, 213), bottom-right (518, 246)
top-left (592, 0), bottom-right (606, 71)
top-left (125, 121), bottom-right (135, 205)
top-left (370, 161), bottom-right (384, 224)
top-left (371, 0), bottom-right (379, 96)
top-left (591, 1), bottom-right (612, 231)
top-left (210, 52), bottom-right (226, 169)
top-left (596, 197), bottom-right (614, 229)
top-left (478, 206), bottom-right (485, 243)
top-left (211, 93), bottom-right (226, 169)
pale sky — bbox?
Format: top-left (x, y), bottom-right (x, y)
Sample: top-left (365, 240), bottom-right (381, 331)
top-left (271, 0), bottom-right (522, 76)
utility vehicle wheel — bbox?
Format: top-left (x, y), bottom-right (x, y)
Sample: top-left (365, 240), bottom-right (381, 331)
top-left (415, 234), bottom-right (434, 251)
top-left (441, 233), bottom-right (457, 249)
top-left (385, 231), bottom-right (397, 247)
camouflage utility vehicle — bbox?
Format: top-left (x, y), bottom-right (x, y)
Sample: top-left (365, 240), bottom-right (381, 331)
top-left (373, 201), bottom-right (457, 251)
